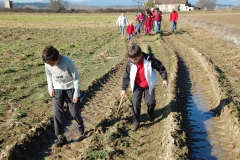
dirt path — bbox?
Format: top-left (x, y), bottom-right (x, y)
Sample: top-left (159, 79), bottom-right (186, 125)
top-left (12, 34), bottom-right (185, 160)
top-left (4, 15), bottom-right (240, 160)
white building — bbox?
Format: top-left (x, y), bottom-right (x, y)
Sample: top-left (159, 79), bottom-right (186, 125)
top-left (148, 0), bottom-right (194, 12)
top-left (5, 0), bottom-right (13, 8)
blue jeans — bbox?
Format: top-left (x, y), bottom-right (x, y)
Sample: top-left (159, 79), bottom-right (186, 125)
top-left (171, 21), bottom-right (177, 31)
top-left (128, 34), bottom-right (133, 41)
top-left (120, 26), bottom-right (125, 36)
top-left (154, 21), bottom-right (161, 33)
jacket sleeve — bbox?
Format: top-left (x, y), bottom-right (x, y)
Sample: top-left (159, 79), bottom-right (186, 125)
top-left (122, 61), bottom-right (131, 90)
top-left (45, 64), bottom-right (54, 92)
top-left (151, 56), bottom-right (168, 80)
top-left (68, 60), bottom-right (81, 98)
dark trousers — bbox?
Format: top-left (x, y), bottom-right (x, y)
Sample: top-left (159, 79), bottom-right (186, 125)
top-left (132, 84), bottom-right (156, 125)
top-left (52, 90), bottom-right (84, 136)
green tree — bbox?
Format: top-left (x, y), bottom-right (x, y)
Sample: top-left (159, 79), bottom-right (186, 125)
top-left (47, 0), bottom-right (67, 12)
top-left (196, 0), bottom-right (216, 10)
top-left (144, 2), bottom-right (154, 9)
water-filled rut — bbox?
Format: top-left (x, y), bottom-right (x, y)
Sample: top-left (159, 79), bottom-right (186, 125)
top-left (162, 32), bottom-right (231, 159)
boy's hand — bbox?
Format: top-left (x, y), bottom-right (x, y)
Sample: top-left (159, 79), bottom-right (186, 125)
top-left (162, 80), bottom-right (168, 87)
top-left (49, 90), bottom-right (55, 97)
top-left (120, 90), bottom-right (126, 98)
top-left (73, 97), bottom-right (79, 103)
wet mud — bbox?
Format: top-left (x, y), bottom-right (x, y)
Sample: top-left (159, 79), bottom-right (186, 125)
top-left (2, 14), bottom-right (240, 160)
top-left (161, 20), bottom-right (240, 159)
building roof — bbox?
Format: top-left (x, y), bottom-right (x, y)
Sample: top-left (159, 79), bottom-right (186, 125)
top-left (148, 0), bottom-right (187, 5)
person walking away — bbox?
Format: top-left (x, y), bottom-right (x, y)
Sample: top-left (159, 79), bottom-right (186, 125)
top-left (116, 11), bottom-right (128, 36)
top-left (150, 8), bottom-right (155, 31)
top-left (135, 19), bottom-right (141, 38)
top-left (42, 45), bottom-right (84, 147)
top-left (170, 8), bottom-right (178, 32)
top-left (145, 13), bottom-right (152, 35)
top-left (120, 44), bottom-right (168, 131)
top-left (136, 12), bottom-right (145, 32)
top-left (126, 21), bottom-right (135, 42)
top-left (154, 8), bottom-right (162, 34)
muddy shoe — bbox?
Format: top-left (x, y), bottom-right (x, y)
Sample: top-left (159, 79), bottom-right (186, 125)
top-left (149, 114), bottom-right (155, 122)
top-left (55, 136), bottom-right (67, 147)
top-left (131, 124), bottom-right (139, 131)
top-left (78, 126), bottom-right (84, 135)
top-left (79, 90), bottom-right (84, 102)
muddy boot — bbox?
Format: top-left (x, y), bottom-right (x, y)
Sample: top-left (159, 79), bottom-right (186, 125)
top-left (131, 124), bottom-right (139, 131)
top-left (78, 125), bottom-right (84, 135)
top-left (149, 114), bottom-right (155, 122)
top-left (55, 136), bottom-right (67, 147)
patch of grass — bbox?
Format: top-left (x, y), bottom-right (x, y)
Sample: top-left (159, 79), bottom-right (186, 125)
top-left (87, 149), bottom-right (108, 159)
top-left (16, 108), bottom-right (27, 121)
top-left (28, 118), bottom-right (36, 128)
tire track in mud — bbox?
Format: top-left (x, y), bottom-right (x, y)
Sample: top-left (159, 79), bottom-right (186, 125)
top-left (161, 21), bottom-right (235, 159)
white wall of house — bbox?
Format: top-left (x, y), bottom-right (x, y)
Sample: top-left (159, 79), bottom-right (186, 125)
top-left (157, 3), bottom-right (194, 12)
top-left (158, 4), bottom-right (178, 12)
top-left (179, 4), bottom-right (194, 11)
top-left (5, 0), bottom-right (13, 8)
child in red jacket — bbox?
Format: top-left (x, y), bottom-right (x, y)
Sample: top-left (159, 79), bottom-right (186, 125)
top-left (145, 14), bottom-right (152, 35)
top-left (170, 8), bottom-right (178, 32)
top-left (126, 21), bottom-right (135, 41)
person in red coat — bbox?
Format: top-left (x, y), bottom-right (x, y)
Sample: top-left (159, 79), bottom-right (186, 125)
top-left (126, 21), bottom-right (135, 41)
top-left (150, 8), bottom-right (155, 31)
top-left (154, 8), bottom-right (162, 34)
top-left (170, 8), bottom-right (178, 32)
top-left (145, 13), bottom-right (152, 35)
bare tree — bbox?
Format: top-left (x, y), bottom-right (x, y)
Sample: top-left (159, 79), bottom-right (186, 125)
top-left (47, 0), bottom-right (67, 12)
top-left (196, 0), bottom-right (216, 10)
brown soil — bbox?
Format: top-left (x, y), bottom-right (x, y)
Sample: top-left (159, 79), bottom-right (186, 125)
top-left (1, 11), bottom-right (240, 160)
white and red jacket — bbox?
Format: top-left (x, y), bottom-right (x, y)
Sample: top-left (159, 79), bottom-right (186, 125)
top-left (122, 53), bottom-right (168, 94)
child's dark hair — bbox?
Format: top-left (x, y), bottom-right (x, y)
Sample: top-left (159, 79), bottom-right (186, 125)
top-left (128, 44), bottom-right (142, 58)
top-left (42, 45), bottom-right (59, 63)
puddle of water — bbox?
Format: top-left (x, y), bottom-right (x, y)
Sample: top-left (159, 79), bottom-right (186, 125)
top-left (186, 86), bottom-right (230, 160)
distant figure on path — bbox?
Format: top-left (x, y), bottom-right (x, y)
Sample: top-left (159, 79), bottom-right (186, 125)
top-left (145, 13), bottom-right (152, 35)
top-left (170, 8), bottom-right (178, 32)
top-left (126, 21), bottom-right (135, 42)
top-left (135, 19), bottom-right (141, 38)
top-left (120, 44), bottom-right (168, 131)
top-left (150, 8), bottom-right (155, 31)
top-left (42, 45), bottom-right (84, 147)
top-left (116, 11), bottom-right (128, 36)
top-left (154, 8), bottom-right (162, 34)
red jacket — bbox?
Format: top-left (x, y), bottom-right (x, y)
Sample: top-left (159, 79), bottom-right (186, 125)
top-left (170, 11), bottom-right (178, 21)
top-left (154, 11), bottom-right (162, 21)
top-left (126, 25), bottom-right (134, 34)
top-left (145, 16), bottom-right (152, 27)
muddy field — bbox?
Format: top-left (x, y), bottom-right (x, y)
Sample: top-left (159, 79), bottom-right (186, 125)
top-left (0, 11), bottom-right (240, 159)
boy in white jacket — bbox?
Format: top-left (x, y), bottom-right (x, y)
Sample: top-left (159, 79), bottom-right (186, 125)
top-left (116, 11), bottom-right (128, 36)
top-left (120, 44), bottom-right (168, 131)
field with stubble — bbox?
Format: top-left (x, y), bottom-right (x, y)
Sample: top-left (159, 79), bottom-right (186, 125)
top-left (0, 10), bottom-right (239, 160)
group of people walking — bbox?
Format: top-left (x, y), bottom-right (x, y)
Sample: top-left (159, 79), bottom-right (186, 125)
top-left (42, 43), bottom-right (168, 147)
top-left (116, 8), bottom-right (178, 41)
top-left (43, 8), bottom-right (175, 148)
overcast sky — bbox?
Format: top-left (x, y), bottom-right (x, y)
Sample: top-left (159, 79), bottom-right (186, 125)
top-left (7, 0), bottom-right (240, 5)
